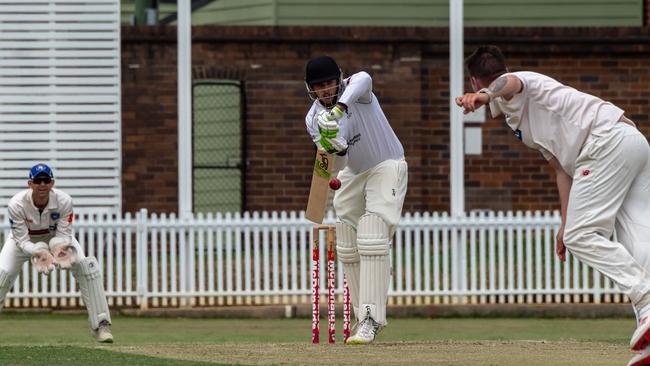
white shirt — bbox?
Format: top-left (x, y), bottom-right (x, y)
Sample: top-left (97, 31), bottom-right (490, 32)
top-left (305, 71), bottom-right (405, 174)
top-left (8, 188), bottom-right (74, 254)
top-left (490, 71), bottom-right (624, 175)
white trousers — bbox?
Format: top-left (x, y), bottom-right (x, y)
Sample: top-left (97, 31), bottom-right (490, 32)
top-left (564, 122), bottom-right (650, 308)
top-left (333, 159), bottom-right (408, 233)
top-left (333, 159), bottom-right (407, 325)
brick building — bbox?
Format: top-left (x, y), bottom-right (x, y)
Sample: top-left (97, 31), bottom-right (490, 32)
top-left (121, 26), bottom-right (650, 214)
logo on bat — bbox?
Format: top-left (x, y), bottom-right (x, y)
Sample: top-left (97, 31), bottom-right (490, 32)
top-left (314, 153), bottom-right (331, 179)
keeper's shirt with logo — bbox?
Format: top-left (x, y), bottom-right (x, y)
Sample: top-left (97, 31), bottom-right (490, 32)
top-left (305, 71), bottom-right (404, 174)
top-left (8, 188), bottom-right (74, 253)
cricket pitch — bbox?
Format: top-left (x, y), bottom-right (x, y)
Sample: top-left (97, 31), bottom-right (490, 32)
top-left (112, 340), bottom-right (629, 366)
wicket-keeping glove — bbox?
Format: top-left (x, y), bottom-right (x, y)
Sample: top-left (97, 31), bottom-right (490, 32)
top-left (49, 237), bottom-right (77, 269)
top-left (30, 242), bottom-right (55, 275)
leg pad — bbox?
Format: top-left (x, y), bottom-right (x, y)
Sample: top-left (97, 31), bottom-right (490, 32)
top-left (72, 257), bottom-right (111, 329)
top-left (357, 214), bottom-right (391, 324)
top-left (336, 221), bottom-right (360, 320)
top-left (0, 269), bottom-right (17, 312)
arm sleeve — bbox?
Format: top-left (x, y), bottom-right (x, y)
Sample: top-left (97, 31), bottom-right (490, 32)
top-left (491, 73), bottom-right (527, 118)
top-left (55, 197), bottom-right (74, 239)
top-left (306, 117), bottom-right (321, 148)
top-left (8, 203), bottom-right (39, 255)
top-left (305, 106), bottom-right (321, 145)
top-left (338, 72), bottom-right (372, 106)
top-left (510, 72), bottom-right (552, 161)
top-left (509, 72), bottom-right (530, 98)
top-left (539, 147), bottom-right (553, 161)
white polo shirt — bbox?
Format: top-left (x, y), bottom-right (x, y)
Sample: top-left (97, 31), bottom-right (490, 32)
top-left (490, 71), bottom-right (624, 175)
top-left (305, 71), bottom-right (404, 174)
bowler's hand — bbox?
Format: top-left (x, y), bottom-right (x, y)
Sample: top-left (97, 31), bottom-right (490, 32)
top-left (455, 92), bottom-right (489, 114)
top-left (555, 226), bottom-right (566, 262)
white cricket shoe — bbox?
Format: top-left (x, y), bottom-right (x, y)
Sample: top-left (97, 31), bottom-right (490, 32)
top-left (631, 305), bottom-right (650, 351)
top-left (345, 316), bottom-right (382, 345)
top-left (628, 347), bottom-right (650, 366)
top-left (92, 320), bottom-right (114, 343)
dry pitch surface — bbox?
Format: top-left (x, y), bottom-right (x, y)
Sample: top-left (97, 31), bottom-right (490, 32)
top-left (113, 340), bottom-right (631, 366)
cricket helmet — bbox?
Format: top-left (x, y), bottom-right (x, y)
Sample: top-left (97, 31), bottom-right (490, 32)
top-left (305, 55), bottom-right (343, 107)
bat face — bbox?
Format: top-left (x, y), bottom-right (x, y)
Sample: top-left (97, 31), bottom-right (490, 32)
top-left (306, 150), bottom-right (334, 223)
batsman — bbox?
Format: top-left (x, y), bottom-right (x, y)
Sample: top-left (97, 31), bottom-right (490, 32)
top-left (303, 56), bottom-right (408, 344)
top-left (0, 164), bottom-right (113, 343)
top-left (456, 46), bottom-right (650, 366)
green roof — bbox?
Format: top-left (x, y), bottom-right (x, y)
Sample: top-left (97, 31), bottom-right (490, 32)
top-left (122, 0), bottom-right (643, 27)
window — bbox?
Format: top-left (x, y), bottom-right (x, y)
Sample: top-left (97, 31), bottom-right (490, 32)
top-left (192, 80), bottom-right (245, 213)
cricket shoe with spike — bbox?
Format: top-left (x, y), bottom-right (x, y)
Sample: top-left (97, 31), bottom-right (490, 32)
top-left (628, 347), bottom-right (650, 366)
top-left (92, 320), bottom-right (114, 343)
top-left (345, 316), bottom-right (382, 345)
top-left (631, 305), bottom-right (650, 351)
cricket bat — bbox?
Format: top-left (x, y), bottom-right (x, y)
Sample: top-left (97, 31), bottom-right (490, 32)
top-left (305, 149), bottom-right (334, 223)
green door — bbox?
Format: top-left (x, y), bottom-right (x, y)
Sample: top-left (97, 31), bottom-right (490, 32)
top-left (192, 80), bottom-right (245, 213)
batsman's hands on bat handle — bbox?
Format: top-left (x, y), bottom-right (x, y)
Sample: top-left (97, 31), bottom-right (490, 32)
top-left (30, 242), bottom-right (56, 275)
top-left (49, 237), bottom-right (77, 269)
top-left (555, 225), bottom-right (566, 262)
top-left (317, 105), bottom-right (345, 139)
top-left (455, 92), bottom-right (489, 115)
top-left (318, 135), bottom-right (348, 154)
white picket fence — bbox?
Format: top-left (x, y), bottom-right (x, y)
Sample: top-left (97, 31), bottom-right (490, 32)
top-left (2, 209), bottom-right (627, 309)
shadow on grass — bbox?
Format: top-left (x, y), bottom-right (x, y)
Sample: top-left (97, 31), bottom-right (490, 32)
top-left (0, 345), bottom-right (241, 366)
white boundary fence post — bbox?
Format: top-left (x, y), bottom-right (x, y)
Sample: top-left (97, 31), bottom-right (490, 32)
top-left (136, 208), bottom-right (149, 310)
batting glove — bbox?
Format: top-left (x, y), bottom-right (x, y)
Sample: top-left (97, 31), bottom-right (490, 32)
top-left (317, 105), bottom-right (345, 139)
top-left (318, 135), bottom-right (348, 154)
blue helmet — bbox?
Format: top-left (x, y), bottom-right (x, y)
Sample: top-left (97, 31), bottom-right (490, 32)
top-left (29, 163), bottom-right (54, 180)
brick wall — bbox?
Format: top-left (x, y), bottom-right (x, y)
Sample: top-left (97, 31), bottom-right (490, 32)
top-left (122, 34), bottom-right (179, 213)
top-left (121, 26), bottom-right (650, 214)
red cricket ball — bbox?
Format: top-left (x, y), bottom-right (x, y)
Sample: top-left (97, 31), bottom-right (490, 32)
top-left (329, 178), bottom-right (341, 190)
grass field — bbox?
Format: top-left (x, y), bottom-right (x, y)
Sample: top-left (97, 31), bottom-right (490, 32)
top-left (0, 313), bottom-right (639, 365)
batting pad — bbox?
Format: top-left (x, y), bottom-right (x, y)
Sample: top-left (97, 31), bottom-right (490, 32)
top-left (336, 221), bottom-right (360, 263)
top-left (336, 221), bottom-right (360, 319)
top-left (357, 214), bottom-right (391, 324)
top-left (0, 268), bottom-right (16, 312)
top-left (72, 256), bottom-right (111, 329)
